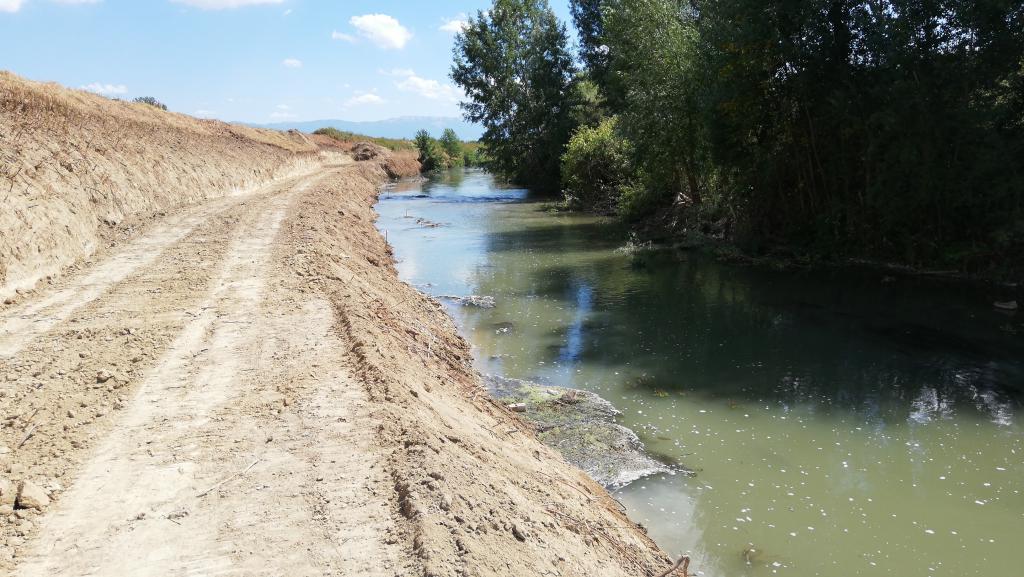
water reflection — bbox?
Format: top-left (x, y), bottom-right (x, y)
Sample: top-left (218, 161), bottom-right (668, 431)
top-left (376, 168), bottom-right (1024, 577)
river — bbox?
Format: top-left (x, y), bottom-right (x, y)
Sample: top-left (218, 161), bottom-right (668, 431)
top-left (375, 168), bottom-right (1024, 577)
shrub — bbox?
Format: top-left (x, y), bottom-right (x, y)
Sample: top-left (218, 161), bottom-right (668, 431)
top-left (438, 128), bottom-right (464, 166)
top-left (132, 96), bottom-right (167, 111)
top-left (560, 116), bottom-right (634, 212)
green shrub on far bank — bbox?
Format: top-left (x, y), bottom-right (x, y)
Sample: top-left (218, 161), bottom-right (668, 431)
top-left (561, 117), bottom-right (634, 213)
top-left (414, 128), bottom-right (486, 173)
top-left (312, 127), bottom-right (414, 151)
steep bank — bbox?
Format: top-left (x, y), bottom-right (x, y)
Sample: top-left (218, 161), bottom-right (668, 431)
top-left (289, 162), bottom-right (673, 576)
top-left (0, 71), bottom-right (322, 301)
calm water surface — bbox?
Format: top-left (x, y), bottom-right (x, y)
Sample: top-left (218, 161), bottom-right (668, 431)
top-left (376, 168), bottom-right (1024, 577)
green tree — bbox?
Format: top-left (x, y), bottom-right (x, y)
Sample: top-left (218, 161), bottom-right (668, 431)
top-left (569, 0), bottom-right (612, 97)
top-left (414, 129), bottom-right (451, 172)
top-left (603, 0), bottom-right (708, 207)
top-left (451, 0), bottom-right (578, 190)
top-left (561, 116), bottom-right (633, 212)
top-left (438, 128), bottom-right (464, 166)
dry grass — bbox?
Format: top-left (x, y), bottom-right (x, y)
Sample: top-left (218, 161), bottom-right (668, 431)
top-left (0, 71), bottom-right (315, 153)
top-left (0, 70), bottom-right (321, 299)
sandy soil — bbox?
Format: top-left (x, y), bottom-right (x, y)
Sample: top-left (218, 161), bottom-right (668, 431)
top-left (0, 156), bottom-right (677, 576)
top-left (0, 72), bottom-right (676, 577)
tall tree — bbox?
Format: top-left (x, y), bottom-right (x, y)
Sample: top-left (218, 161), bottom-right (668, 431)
top-left (570, 0), bottom-right (611, 93)
top-left (451, 0), bottom-right (578, 189)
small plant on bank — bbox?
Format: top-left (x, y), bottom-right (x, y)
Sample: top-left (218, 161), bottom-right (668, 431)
top-left (132, 96), bottom-right (167, 111)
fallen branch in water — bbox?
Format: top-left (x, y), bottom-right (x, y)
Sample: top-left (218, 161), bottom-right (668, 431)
top-left (654, 555), bottom-right (690, 577)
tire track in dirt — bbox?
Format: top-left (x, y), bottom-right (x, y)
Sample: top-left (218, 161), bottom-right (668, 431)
top-left (11, 168), bottom-right (403, 576)
top-left (0, 172), bottom-right (319, 360)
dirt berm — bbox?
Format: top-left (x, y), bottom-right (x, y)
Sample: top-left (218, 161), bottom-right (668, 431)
top-left (0, 73), bottom-right (674, 576)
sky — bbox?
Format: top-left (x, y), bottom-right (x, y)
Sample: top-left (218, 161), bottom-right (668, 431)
top-left (0, 0), bottom-right (573, 123)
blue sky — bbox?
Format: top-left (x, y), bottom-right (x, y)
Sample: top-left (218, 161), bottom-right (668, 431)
top-left (0, 0), bottom-right (574, 123)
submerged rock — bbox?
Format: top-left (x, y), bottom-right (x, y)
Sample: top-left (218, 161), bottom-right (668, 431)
top-left (438, 295), bottom-right (496, 308)
top-left (485, 375), bottom-right (688, 488)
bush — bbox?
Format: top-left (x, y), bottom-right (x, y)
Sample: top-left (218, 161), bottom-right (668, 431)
top-left (438, 128), bottom-right (464, 167)
top-left (132, 96), bottom-right (167, 111)
top-left (560, 116), bottom-right (634, 212)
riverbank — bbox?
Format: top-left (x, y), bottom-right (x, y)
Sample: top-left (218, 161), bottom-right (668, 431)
top-left (375, 168), bottom-right (1024, 576)
top-left (0, 74), bottom-right (674, 576)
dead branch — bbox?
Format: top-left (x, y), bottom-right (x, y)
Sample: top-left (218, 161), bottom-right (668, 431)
top-left (654, 555), bottom-right (690, 577)
top-left (196, 458), bottom-right (260, 498)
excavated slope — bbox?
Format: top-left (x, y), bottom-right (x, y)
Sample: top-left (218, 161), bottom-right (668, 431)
top-left (0, 71), bottom-right (321, 300)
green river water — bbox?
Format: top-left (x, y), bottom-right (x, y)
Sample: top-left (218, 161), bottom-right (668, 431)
top-left (375, 168), bottom-right (1024, 577)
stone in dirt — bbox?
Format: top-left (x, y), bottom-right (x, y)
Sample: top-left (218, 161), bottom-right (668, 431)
top-left (15, 481), bottom-right (50, 510)
top-left (95, 370), bottom-right (113, 383)
top-left (0, 478), bottom-right (16, 506)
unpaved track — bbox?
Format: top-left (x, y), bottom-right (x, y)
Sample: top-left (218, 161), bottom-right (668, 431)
top-left (2, 166), bottom-right (408, 576)
top-left (2, 158), bottom-right (672, 577)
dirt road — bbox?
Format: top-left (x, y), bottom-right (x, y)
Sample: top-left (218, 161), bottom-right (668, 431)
top-left (0, 160), bottom-right (671, 577)
top-left (2, 163), bottom-right (411, 575)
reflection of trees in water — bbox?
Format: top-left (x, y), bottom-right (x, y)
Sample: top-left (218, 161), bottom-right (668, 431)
top-left (468, 209), bottom-right (1022, 427)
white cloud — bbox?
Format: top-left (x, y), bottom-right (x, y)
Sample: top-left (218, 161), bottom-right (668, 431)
top-left (170, 0), bottom-right (284, 10)
top-left (269, 110), bottom-right (296, 119)
top-left (3, 0), bottom-right (104, 12)
top-left (378, 67), bottom-right (415, 77)
top-left (80, 82), bottom-right (128, 95)
top-left (349, 13), bottom-right (411, 50)
top-left (282, 8), bottom-right (290, 16)
top-left (390, 69), bottom-right (459, 102)
top-left (194, 109), bottom-right (216, 117)
top-left (439, 14), bottom-right (467, 34)
top-left (275, 104), bottom-right (290, 110)
top-left (331, 30), bottom-right (355, 42)
top-left (0, 0), bottom-right (24, 13)
top-left (282, 58), bottom-right (302, 68)
top-left (344, 92), bottom-right (384, 108)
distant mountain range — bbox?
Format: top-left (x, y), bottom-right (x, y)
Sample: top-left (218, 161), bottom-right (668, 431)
top-left (250, 116), bottom-right (483, 141)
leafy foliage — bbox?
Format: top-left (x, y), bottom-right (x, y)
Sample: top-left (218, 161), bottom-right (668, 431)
top-left (414, 129), bottom-right (485, 172)
top-left (561, 117), bottom-right (633, 212)
top-left (451, 0), bottom-right (578, 190)
top-left (459, 0), bottom-right (1024, 273)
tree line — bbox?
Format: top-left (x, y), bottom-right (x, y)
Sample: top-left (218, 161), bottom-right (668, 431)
top-left (451, 0), bottom-right (1024, 274)
top-left (414, 128), bottom-right (486, 171)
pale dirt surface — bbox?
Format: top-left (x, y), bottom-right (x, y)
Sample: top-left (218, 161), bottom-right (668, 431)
top-left (0, 71), bottom-right (322, 301)
top-left (0, 158), bottom-right (674, 576)
top-left (0, 71), bottom-right (675, 576)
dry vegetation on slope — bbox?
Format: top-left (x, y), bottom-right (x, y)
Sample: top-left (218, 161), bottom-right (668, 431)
top-left (0, 71), bottom-right (322, 301)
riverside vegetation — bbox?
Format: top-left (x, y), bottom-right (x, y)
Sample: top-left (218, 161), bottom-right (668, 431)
top-left (450, 0), bottom-right (1024, 278)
